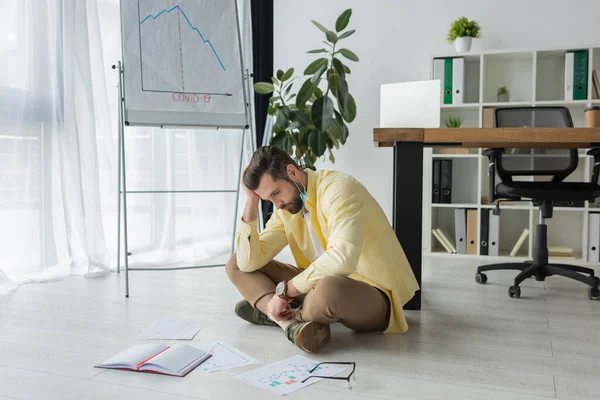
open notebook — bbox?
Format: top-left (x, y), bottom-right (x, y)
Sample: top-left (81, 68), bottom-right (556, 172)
top-left (95, 343), bottom-right (212, 377)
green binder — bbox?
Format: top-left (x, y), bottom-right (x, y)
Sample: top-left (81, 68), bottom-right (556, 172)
top-left (573, 51), bottom-right (589, 101)
top-left (444, 58), bottom-right (453, 104)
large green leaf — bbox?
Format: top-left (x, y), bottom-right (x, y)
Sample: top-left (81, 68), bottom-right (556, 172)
top-left (335, 76), bottom-right (349, 110)
top-left (326, 30), bottom-right (338, 44)
top-left (334, 110), bottom-right (350, 144)
top-left (311, 20), bottom-right (329, 34)
top-left (338, 29), bottom-right (355, 40)
top-left (343, 64), bottom-right (351, 74)
top-left (276, 69), bottom-right (284, 80)
top-left (338, 93), bottom-right (356, 123)
top-left (296, 78), bottom-right (318, 109)
top-left (308, 129), bottom-right (327, 157)
top-left (307, 49), bottom-right (328, 54)
top-left (338, 48), bottom-right (359, 62)
top-left (288, 110), bottom-right (310, 130)
top-left (275, 107), bottom-right (290, 130)
top-left (254, 82), bottom-right (274, 94)
top-left (311, 64), bottom-right (328, 84)
top-left (335, 9), bottom-right (352, 32)
top-left (281, 68), bottom-right (294, 81)
top-left (282, 135), bottom-right (293, 154)
top-left (298, 126), bottom-right (310, 148)
top-left (311, 96), bottom-right (334, 133)
top-left (314, 87), bottom-right (323, 98)
top-left (327, 115), bottom-right (343, 147)
top-left (332, 58), bottom-right (345, 79)
top-left (327, 127), bottom-right (340, 149)
top-left (304, 58), bottom-right (328, 75)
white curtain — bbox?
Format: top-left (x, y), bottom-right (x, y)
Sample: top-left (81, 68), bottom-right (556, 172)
top-left (0, 0), bottom-right (254, 294)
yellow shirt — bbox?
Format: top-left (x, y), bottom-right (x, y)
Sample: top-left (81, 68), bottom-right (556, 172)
top-left (234, 168), bottom-right (420, 334)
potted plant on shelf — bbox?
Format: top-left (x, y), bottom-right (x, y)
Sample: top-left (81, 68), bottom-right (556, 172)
top-left (497, 86), bottom-right (509, 102)
top-left (439, 116), bottom-right (468, 154)
top-left (253, 9), bottom-right (358, 169)
top-left (447, 16), bottom-right (481, 52)
top-left (443, 115), bottom-right (464, 128)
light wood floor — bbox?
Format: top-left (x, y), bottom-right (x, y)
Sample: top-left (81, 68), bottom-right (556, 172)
top-left (0, 255), bottom-right (599, 400)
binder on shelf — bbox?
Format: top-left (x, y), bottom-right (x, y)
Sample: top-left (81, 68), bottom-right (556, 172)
top-left (488, 211), bottom-right (500, 256)
top-left (432, 159), bottom-right (441, 203)
top-left (440, 159), bottom-right (452, 203)
top-left (433, 57), bottom-right (464, 105)
top-left (454, 208), bottom-right (467, 254)
top-left (452, 57), bottom-right (464, 104)
top-left (588, 213), bottom-right (600, 262)
top-left (433, 58), bottom-right (445, 104)
top-left (444, 58), bottom-right (453, 104)
top-left (564, 50), bottom-right (588, 101)
top-left (466, 209), bottom-right (478, 255)
top-left (479, 208), bottom-right (490, 256)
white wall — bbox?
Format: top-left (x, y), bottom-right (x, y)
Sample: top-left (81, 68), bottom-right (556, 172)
top-left (273, 0), bottom-right (600, 222)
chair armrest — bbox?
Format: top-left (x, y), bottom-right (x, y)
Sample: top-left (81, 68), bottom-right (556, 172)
top-left (588, 148), bottom-right (600, 185)
top-left (482, 148), bottom-right (504, 203)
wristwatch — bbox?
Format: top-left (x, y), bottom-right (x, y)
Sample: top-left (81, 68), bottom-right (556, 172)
top-left (276, 280), bottom-right (292, 301)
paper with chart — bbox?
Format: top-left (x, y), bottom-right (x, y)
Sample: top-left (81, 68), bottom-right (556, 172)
top-left (236, 355), bottom-right (345, 396)
top-left (196, 341), bottom-right (257, 373)
top-left (119, 0), bottom-right (247, 127)
top-left (137, 318), bottom-right (204, 340)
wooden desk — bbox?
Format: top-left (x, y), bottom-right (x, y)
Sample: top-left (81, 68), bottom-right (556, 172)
top-left (373, 127), bottom-right (600, 310)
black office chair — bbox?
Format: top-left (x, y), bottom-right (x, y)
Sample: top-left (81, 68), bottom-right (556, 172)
top-left (475, 106), bottom-right (600, 300)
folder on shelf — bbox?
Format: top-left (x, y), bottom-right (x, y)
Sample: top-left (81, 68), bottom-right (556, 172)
top-left (440, 159), bottom-right (452, 203)
top-left (488, 211), bottom-right (500, 256)
top-left (593, 68), bottom-right (600, 98)
top-left (479, 208), bottom-right (490, 256)
top-left (432, 159), bottom-right (441, 203)
top-left (510, 228), bottom-right (529, 257)
top-left (433, 58), bottom-right (445, 104)
top-left (588, 213), bottom-right (600, 262)
top-left (454, 208), bottom-right (467, 254)
top-left (452, 57), bottom-right (464, 104)
top-left (467, 209), bottom-right (478, 255)
top-left (564, 50), bottom-right (588, 101)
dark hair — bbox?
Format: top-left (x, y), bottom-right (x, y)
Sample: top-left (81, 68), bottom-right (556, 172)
top-left (243, 146), bottom-right (299, 190)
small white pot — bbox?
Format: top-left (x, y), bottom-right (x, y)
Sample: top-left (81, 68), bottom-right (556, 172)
top-left (454, 37), bottom-right (472, 52)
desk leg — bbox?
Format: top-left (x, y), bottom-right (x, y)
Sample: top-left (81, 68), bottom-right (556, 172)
top-left (393, 142), bottom-right (423, 310)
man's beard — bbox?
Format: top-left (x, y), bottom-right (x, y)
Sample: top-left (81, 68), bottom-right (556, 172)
top-left (284, 183), bottom-right (304, 214)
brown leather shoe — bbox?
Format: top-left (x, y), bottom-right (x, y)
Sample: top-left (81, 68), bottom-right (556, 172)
top-left (285, 321), bottom-right (331, 353)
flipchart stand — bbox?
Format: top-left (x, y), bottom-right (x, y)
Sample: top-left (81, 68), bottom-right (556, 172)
top-left (112, 61), bottom-right (262, 297)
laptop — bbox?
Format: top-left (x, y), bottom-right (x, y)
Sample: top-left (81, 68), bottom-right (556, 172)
top-left (379, 80), bottom-right (441, 128)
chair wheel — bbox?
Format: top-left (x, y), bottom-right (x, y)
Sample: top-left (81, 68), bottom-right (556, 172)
top-left (475, 273), bottom-right (487, 284)
top-left (589, 287), bottom-right (600, 301)
top-left (593, 276), bottom-right (600, 286)
top-left (509, 286), bottom-right (521, 298)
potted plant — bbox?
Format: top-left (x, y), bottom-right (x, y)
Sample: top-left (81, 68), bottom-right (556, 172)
top-left (497, 86), bottom-right (509, 102)
top-left (447, 16), bottom-right (481, 52)
top-left (253, 9), bottom-right (358, 168)
top-left (443, 115), bottom-right (464, 128)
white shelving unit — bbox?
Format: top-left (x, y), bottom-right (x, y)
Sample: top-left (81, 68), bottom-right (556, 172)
top-left (424, 44), bottom-right (600, 265)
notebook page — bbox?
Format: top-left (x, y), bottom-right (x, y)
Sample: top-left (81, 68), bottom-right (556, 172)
top-left (96, 343), bottom-right (167, 369)
top-left (141, 344), bottom-right (208, 374)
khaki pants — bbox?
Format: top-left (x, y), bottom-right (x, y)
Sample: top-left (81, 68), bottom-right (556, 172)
top-left (226, 254), bottom-right (390, 332)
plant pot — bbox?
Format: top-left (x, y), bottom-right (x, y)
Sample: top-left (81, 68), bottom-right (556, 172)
top-left (497, 93), bottom-right (509, 102)
top-left (454, 37), bottom-right (472, 52)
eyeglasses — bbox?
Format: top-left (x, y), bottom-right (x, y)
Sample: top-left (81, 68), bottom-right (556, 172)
top-left (301, 362), bottom-right (356, 389)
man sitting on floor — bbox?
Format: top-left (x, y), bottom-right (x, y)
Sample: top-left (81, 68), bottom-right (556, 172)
top-left (226, 146), bottom-right (419, 353)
